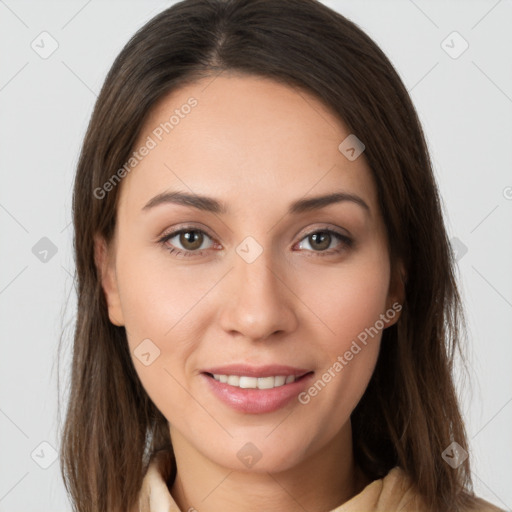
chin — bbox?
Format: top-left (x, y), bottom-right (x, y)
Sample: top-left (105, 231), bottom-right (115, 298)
top-left (202, 436), bottom-right (311, 474)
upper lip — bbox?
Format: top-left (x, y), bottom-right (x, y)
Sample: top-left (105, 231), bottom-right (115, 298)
top-left (202, 364), bottom-right (312, 378)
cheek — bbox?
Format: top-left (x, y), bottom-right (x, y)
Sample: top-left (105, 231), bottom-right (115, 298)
top-left (114, 250), bottom-right (225, 422)
top-left (116, 245), bottom-right (223, 341)
top-left (293, 250), bottom-right (391, 351)
top-left (292, 252), bottom-right (390, 422)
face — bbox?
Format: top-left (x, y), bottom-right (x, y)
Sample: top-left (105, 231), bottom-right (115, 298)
top-left (96, 73), bottom-right (403, 473)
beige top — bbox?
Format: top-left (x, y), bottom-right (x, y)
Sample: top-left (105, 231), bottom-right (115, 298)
top-left (133, 450), bottom-right (504, 512)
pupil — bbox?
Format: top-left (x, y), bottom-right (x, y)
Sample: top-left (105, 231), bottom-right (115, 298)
top-left (181, 231), bottom-right (203, 250)
top-left (311, 232), bottom-right (330, 251)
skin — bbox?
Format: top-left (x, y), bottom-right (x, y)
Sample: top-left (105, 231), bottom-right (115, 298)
top-left (95, 73), bottom-right (404, 512)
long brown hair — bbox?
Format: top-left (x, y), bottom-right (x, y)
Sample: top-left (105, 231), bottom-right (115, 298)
top-left (59, 0), bottom-right (478, 510)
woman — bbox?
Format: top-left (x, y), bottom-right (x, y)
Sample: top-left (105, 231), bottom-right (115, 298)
top-left (59, 0), bottom-right (504, 510)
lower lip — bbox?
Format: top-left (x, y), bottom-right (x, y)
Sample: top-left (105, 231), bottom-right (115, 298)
top-left (202, 372), bottom-right (314, 414)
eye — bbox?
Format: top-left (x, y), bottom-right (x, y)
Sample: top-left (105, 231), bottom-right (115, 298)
top-left (295, 229), bottom-right (353, 256)
top-left (158, 226), bottom-right (353, 258)
top-left (158, 227), bottom-right (217, 257)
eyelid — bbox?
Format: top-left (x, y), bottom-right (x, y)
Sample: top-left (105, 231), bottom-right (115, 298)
top-left (293, 222), bottom-right (352, 242)
top-left (156, 221), bottom-right (216, 241)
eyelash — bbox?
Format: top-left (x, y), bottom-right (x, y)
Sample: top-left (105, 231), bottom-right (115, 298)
top-left (157, 225), bottom-right (353, 258)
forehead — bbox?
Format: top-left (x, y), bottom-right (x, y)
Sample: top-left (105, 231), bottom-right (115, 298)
top-left (118, 73), bottom-right (377, 217)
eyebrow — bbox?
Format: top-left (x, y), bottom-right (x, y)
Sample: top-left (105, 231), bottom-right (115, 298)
top-left (142, 190), bottom-right (370, 215)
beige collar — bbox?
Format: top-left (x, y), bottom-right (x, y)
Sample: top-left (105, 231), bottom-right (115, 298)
top-left (132, 450), bottom-right (501, 512)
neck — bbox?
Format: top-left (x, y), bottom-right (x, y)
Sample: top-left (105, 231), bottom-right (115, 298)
top-left (169, 422), bottom-right (369, 512)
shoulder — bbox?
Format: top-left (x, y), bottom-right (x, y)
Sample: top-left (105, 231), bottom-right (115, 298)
top-left (130, 449), bottom-right (179, 512)
top-left (331, 467), bottom-right (506, 512)
top-left (460, 494), bottom-right (507, 512)
top-left (387, 468), bottom-right (506, 512)
top-left (331, 467), bottom-right (427, 511)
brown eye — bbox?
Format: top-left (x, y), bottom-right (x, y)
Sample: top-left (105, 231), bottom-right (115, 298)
top-left (296, 229), bottom-right (353, 256)
top-left (159, 228), bottom-right (215, 255)
top-left (308, 231), bottom-right (332, 251)
top-left (179, 230), bottom-right (204, 251)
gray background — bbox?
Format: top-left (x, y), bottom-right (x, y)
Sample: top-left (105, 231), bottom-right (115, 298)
top-left (1, 0), bottom-right (511, 510)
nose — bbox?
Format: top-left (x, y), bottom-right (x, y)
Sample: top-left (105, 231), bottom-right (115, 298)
top-left (217, 247), bottom-right (298, 342)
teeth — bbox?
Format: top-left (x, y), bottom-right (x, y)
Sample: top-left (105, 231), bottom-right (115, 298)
top-left (227, 375), bottom-right (239, 386)
top-left (239, 376), bottom-right (258, 388)
top-left (211, 374), bottom-right (297, 389)
top-left (274, 376), bottom-right (286, 386)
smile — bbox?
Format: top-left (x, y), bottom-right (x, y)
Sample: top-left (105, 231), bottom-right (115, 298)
top-left (209, 374), bottom-right (297, 389)
top-left (202, 368), bottom-right (315, 414)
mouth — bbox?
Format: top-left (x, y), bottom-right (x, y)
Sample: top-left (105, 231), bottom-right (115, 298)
top-left (200, 365), bottom-right (315, 414)
top-left (203, 371), bottom-right (313, 390)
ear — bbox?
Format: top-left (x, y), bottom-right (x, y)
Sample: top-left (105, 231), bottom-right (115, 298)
top-left (93, 233), bottom-right (125, 326)
top-left (385, 259), bottom-right (406, 327)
